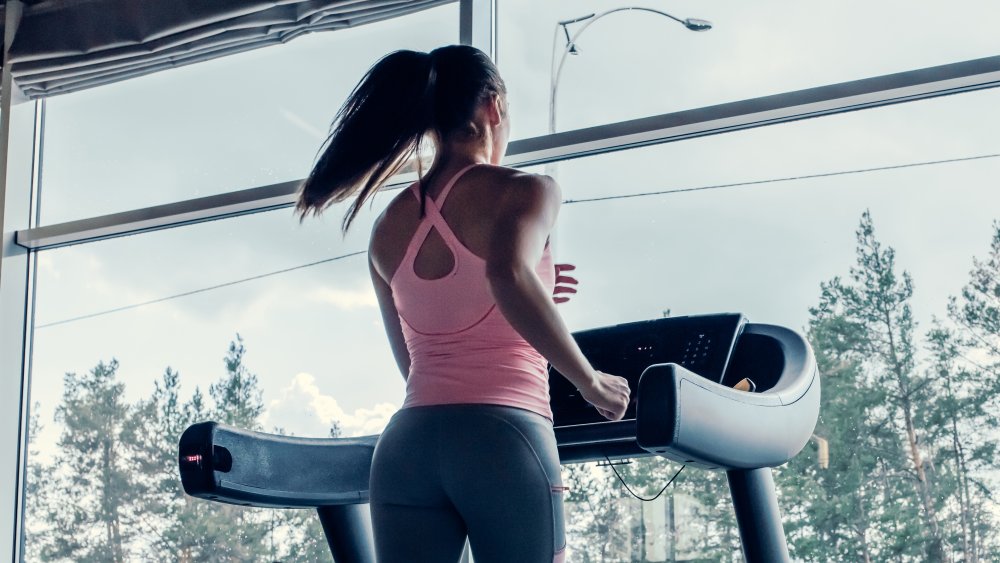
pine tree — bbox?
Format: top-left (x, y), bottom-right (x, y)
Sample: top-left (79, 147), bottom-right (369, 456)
top-left (783, 310), bottom-right (910, 562)
top-left (29, 333), bottom-right (343, 561)
top-left (620, 457), bottom-right (740, 561)
top-left (277, 510), bottom-right (333, 562)
top-left (122, 335), bottom-right (278, 562)
top-left (41, 359), bottom-right (136, 562)
top-left (123, 367), bottom-right (238, 562)
top-left (675, 469), bottom-right (741, 562)
top-left (266, 420), bottom-right (347, 561)
top-left (948, 221), bottom-right (1000, 369)
top-left (202, 334), bottom-right (272, 561)
top-left (811, 210), bottom-right (946, 560)
top-left (563, 463), bottom-right (634, 562)
top-left (210, 333), bottom-right (264, 430)
top-left (943, 220), bottom-right (1000, 561)
top-left (22, 404), bottom-right (48, 561)
top-left (274, 418), bottom-right (347, 561)
top-left (922, 326), bottom-right (999, 563)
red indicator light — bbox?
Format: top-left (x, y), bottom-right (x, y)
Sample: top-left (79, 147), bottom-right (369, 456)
top-left (182, 454), bottom-right (202, 465)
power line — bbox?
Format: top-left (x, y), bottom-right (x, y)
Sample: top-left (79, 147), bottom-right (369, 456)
top-left (562, 153), bottom-right (1000, 205)
top-left (34, 152), bottom-right (1000, 329)
top-left (34, 251), bottom-right (368, 329)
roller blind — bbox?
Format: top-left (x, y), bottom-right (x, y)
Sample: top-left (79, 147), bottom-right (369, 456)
top-left (5, 0), bottom-right (454, 99)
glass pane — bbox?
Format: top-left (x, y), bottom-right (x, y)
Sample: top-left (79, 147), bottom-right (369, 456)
top-left (24, 194), bottom-right (399, 560)
top-left (547, 88), bottom-right (1000, 560)
top-left (39, 3), bottom-right (457, 226)
top-left (499, 0), bottom-right (1000, 139)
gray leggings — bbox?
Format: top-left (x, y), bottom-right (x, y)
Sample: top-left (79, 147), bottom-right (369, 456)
top-left (369, 404), bottom-right (567, 563)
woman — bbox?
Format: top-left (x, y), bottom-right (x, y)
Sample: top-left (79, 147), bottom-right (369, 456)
top-left (294, 45), bottom-right (630, 563)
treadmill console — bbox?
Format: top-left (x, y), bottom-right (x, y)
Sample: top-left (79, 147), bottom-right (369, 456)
top-left (549, 313), bottom-right (747, 427)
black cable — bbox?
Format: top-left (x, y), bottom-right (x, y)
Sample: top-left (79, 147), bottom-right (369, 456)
top-left (604, 455), bottom-right (685, 502)
top-left (34, 250), bottom-right (368, 329)
top-left (562, 152), bottom-right (1000, 205)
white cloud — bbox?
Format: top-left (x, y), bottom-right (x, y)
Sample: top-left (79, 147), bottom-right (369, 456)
top-left (263, 372), bottom-right (397, 438)
top-left (305, 285), bottom-right (378, 310)
top-left (36, 252), bottom-right (62, 281)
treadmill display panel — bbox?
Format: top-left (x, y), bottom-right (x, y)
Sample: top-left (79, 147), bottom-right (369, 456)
top-left (549, 313), bottom-right (747, 427)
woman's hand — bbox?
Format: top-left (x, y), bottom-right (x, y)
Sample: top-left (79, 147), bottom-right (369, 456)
top-left (578, 371), bottom-right (631, 421)
top-left (553, 263), bottom-right (578, 304)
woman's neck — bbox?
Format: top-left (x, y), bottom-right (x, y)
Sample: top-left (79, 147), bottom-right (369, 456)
top-left (437, 129), bottom-right (501, 166)
top-left (429, 149), bottom-right (490, 179)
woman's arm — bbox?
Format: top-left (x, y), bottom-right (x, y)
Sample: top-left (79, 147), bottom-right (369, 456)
top-left (485, 174), bottom-right (629, 419)
top-left (369, 256), bottom-right (411, 380)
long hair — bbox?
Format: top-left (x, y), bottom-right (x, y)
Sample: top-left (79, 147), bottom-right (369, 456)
top-left (293, 45), bottom-right (507, 232)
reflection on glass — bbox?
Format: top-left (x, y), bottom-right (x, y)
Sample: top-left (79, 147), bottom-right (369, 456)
top-left (499, 0), bottom-right (1000, 139)
top-left (39, 3), bottom-right (457, 226)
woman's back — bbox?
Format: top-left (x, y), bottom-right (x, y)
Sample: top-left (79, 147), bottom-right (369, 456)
top-left (370, 163), bottom-right (532, 282)
top-left (371, 163), bottom-right (556, 419)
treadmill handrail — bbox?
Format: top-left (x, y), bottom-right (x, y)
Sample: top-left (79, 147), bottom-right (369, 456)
top-left (636, 325), bottom-right (820, 470)
top-left (179, 421), bottom-right (379, 508)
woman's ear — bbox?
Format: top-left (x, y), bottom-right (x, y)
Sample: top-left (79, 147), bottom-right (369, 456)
top-left (487, 93), bottom-right (504, 127)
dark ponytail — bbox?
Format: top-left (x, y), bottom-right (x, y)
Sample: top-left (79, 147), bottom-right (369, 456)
top-left (294, 45), bottom-right (507, 232)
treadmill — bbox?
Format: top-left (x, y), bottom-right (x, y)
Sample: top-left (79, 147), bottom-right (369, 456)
top-left (178, 313), bottom-right (819, 562)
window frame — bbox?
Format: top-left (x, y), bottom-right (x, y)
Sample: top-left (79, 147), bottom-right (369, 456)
top-left (3, 1), bottom-right (1000, 560)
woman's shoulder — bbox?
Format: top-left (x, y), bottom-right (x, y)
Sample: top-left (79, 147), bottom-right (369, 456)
top-left (468, 165), bottom-right (560, 209)
top-left (473, 163), bottom-right (556, 187)
top-left (371, 166), bottom-right (558, 232)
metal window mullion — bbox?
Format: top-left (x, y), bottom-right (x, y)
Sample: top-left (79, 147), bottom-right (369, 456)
top-left (14, 97), bottom-right (43, 563)
top-left (0, 2), bottom-right (37, 562)
top-left (459, 0), bottom-right (496, 62)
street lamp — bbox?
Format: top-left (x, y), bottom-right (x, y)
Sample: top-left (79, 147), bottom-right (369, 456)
top-left (548, 7), bottom-right (713, 135)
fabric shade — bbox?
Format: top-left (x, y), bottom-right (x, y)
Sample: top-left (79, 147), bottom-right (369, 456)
top-left (4, 0), bottom-right (454, 99)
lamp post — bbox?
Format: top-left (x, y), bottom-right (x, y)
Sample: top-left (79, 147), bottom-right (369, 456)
top-left (547, 7), bottom-right (712, 136)
top-left (542, 7), bottom-right (711, 255)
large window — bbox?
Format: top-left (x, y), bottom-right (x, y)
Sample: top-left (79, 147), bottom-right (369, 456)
top-left (25, 84), bottom-right (1000, 561)
top-left (14, 2), bottom-right (1000, 561)
top-left (38, 4), bottom-right (458, 226)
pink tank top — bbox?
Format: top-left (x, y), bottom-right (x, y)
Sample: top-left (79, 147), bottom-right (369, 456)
top-left (389, 164), bottom-right (556, 421)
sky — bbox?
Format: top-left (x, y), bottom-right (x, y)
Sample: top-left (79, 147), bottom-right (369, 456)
top-left (19, 0), bottom-right (1000, 532)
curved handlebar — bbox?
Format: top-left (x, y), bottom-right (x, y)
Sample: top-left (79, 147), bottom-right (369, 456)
top-left (636, 324), bottom-right (819, 470)
top-left (178, 422), bottom-right (377, 508)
